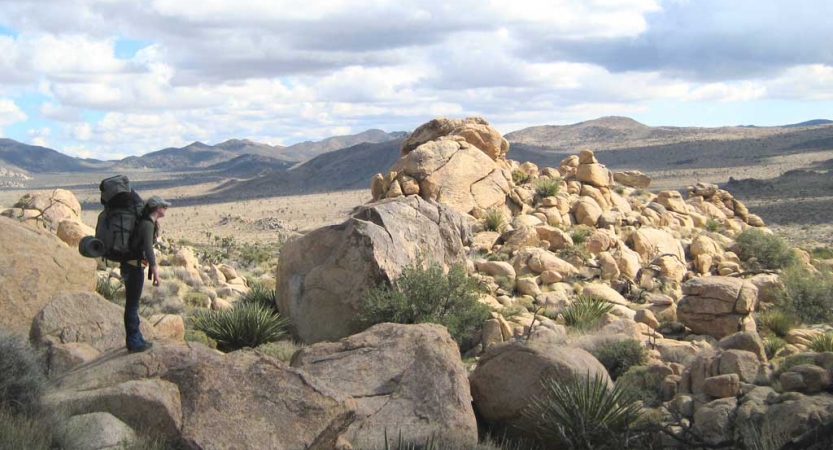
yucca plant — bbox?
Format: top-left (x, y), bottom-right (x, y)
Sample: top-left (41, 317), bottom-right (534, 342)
top-left (808, 332), bottom-right (833, 353)
top-left (239, 283), bottom-right (278, 313)
top-left (562, 295), bottom-right (614, 330)
top-left (758, 309), bottom-right (797, 338)
top-left (95, 276), bottom-right (122, 301)
top-left (482, 207), bottom-right (506, 233)
top-left (533, 177), bottom-right (560, 198)
top-left (520, 371), bottom-right (644, 450)
top-left (191, 303), bottom-right (289, 352)
top-left (763, 336), bottom-right (787, 360)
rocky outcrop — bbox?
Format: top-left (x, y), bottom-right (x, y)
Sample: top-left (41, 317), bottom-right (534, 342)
top-left (372, 117), bottom-right (512, 214)
top-left (277, 195), bottom-right (471, 343)
top-left (0, 217), bottom-right (96, 336)
top-left (291, 323), bottom-right (477, 447)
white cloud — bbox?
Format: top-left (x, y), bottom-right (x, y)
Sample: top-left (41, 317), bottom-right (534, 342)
top-left (683, 82), bottom-right (767, 102)
top-left (767, 65), bottom-right (833, 100)
top-left (0, 98), bottom-right (27, 126)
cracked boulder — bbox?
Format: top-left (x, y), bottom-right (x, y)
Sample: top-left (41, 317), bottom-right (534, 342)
top-left (47, 341), bottom-right (356, 449)
top-left (277, 195), bottom-right (472, 343)
top-left (373, 116), bottom-right (511, 214)
top-left (0, 216), bottom-right (96, 337)
top-left (677, 276), bottom-right (758, 339)
top-left (291, 323), bottom-right (477, 447)
top-left (2, 188), bottom-right (82, 231)
top-left (469, 340), bottom-right (611, 438)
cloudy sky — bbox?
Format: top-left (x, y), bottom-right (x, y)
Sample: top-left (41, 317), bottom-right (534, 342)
top-left (0, 0), bottom-right (831, 160)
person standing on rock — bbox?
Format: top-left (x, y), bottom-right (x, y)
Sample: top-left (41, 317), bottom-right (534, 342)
top-left (123, 195), bottom-right (170, 353)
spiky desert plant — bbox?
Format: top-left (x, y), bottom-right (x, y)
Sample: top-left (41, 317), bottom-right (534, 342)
top-left (562, 295), bottom-right (614, 330)
top-left (191, 303), bottom-right (289, 352)
top-left (808, 332), bottom-right (833, 353)
top-left (705, 219), bottom-right (721, 233)
top-left (763, 336), bottom-right (787, 360)
top-left (520, 371), bottom-right (644, 450)
top-left (533, 177), bottom-right (560, 198)
top-left (482, 207), bottom-right (506, 233)
top-left (239, 282), bottom-right (279, 313)
top-left (757, 309), bottom-right (798, 338)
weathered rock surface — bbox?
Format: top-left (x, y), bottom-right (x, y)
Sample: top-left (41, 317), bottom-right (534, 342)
top-left (61, 412), bottom-right (137, 450)
top-left (0, 217), bottom-right (96, 336)
top-left (291, 323), bottom-right (477, 447)
top-left (677, 276), bottom-right (758, 339)
top-left (277, 196), bottom-right (471, 343)
top-left (169, 349), bottom-right (356, 450)
top-left (469, 341), bottom-right (610, 436)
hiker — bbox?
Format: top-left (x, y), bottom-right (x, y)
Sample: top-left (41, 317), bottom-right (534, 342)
top-left (123, 195), bottom-right (170, 353)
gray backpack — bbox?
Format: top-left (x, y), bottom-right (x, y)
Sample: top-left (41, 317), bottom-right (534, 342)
top-left (93, 175), bottom-right (144, 262)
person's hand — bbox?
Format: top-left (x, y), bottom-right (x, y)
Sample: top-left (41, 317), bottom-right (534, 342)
top-left (151, 265), bottom-right (160, 287)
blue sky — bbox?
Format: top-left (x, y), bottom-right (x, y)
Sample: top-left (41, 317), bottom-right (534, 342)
top-left (0, 0), bottom-right (830, 160)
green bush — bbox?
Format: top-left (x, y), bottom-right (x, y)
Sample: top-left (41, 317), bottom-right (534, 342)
top-left (591, 339), bottom-right (648, 381)
top-left (570, 225), bottom-right (593, 245)
top-left (520, 371), bottom-right (645, 450)
top-left (0, 328), bottom-right (46, 416)
top-left (184, 328), bottom-right (216, 349)
top-left (808, 332), bottom-right (833, 353)
top-left (358, 432), bottom-right (536, 450)
top-left (810, 246), bottom-right (833, 260)
top-left (757, 309), bottom-right (798, 338)
top-left (95, 276), bottom-right (122, 301)
top-left (779, 266), bottom-right (833, 324)
top-left (183, 291), bottom-right (211, 308)
top-left (617, 366), bottom-right (666, 407)
top-left (191, 303), bottom-right (289, 352)
top-left (533, 177), bottom-right (560, 198)
top-left (358, 261), bottom-right (490, 350)
top-left (511, 169), bottom-right (530, 185)
top-left (482, 207), bottom-right (506, 233)
top-left (774, 353), bottom-right (817, 377)
top-left (763, 336), bottom-right (787, 360)
top-left (562, 295), bottom-right (614, 331)
top-left (705, 219), bottom-right (721, 232)
top-left (734, 228), bottom-right (798, 270)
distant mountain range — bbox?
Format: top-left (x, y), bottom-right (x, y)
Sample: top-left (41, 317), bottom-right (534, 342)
top-left (0, 129), bottom-right (407, 174)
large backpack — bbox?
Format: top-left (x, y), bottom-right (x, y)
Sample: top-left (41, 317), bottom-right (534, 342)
top-left (94, 175), bottom-right (144, 262)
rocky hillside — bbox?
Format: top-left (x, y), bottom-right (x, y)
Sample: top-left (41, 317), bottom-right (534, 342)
top-left (0, 138), bottom-right (107, 173)
top-left (506, 116), bottom-right (833, 153)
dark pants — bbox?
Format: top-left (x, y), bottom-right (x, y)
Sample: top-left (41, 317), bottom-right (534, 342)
top-left (120, 261), bottom-right (146, 350)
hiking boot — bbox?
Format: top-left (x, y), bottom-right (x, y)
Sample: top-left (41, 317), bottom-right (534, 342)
top-left (128, 341), bottom-right (153, 353)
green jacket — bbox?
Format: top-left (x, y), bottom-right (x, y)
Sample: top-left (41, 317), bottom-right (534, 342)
top-left (131, 218), bottom-right (158, 267)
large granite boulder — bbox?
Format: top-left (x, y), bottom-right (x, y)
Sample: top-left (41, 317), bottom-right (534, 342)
top-left (277, 196), bottom-right (471, 343)
top-left (168, 350), bottom-right (356, 449)
top-left (30, 291), bottom-right (157, 375)
top-left (677, 276), bottom-right (758, 339)
top-left (630, 227), bottom-right (685, 262)
top-left (469, 340), bottom-right (610, 436)
top-left (0, 217), bottom-right (96, 336)
top-left (291, 323), bottom-right (477, 447)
